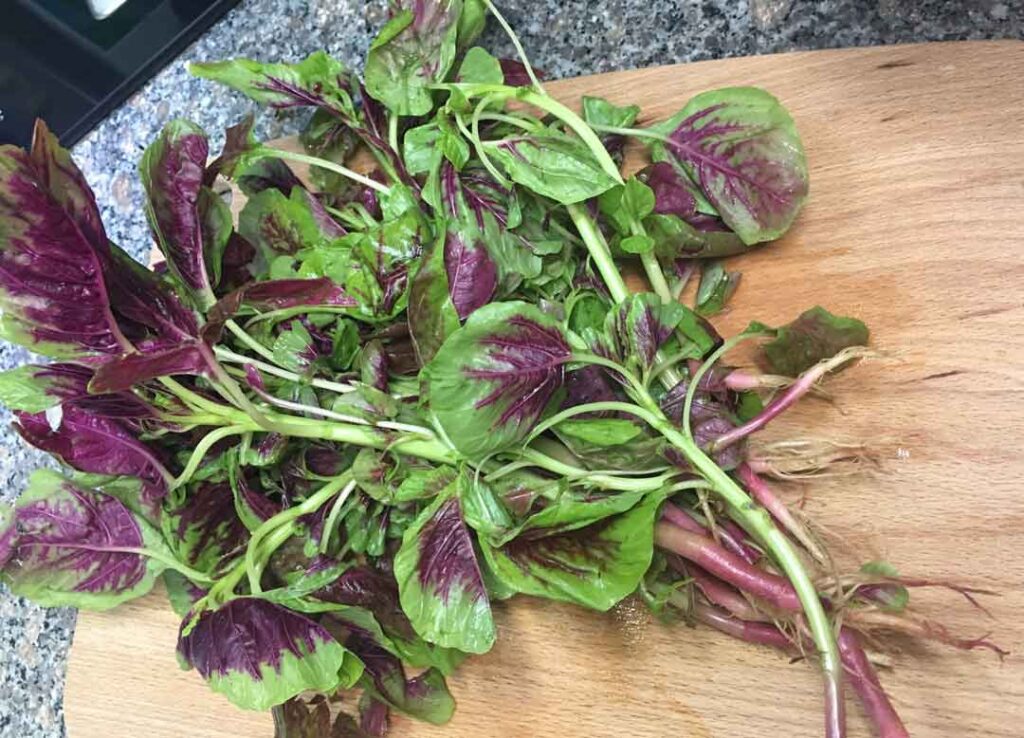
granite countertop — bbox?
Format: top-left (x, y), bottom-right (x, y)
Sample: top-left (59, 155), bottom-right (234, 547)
top-left (1, 1), bottom-right (1020, 735)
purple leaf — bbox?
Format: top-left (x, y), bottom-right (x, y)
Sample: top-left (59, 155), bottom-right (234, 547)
top-left (272, 695), bottom-right (332, 738)
top-left (0, 126), bottom-right (129, 358)
top-left (498, 58), bottom-right (542, 87)
top-left (652, 87), bottom-right (808, 245)
top-left (88, 342), bottom-right (211, 394)
top-left (443, 230), bottom-right (497, 320)
top-left (345, 635), bottom-right (455, 724)
top-left (177, 597), bottom-right (350, 711)
top-left (140, 120), bottom-right (218, 308)
top-left (15, 405), bottom-right (171, 508)
top-left (359, 339), bottom-right (390, 392)
top-left (640, 161), bottom-right (698, 219)
top-left (104, 243), bottom-right (200, 346)
top-left (758, 306), bottom-right (870, 377)
top-left (165, 481), bottom-right (249, 574)
top-left (359, 696), bottom-right (389, 737)
top-left (394, 481), bottom-right (494, 654)
top-left (562, 365), bottom-right (618, 412)
top-left (1, 471), bottom-right (165, 608)
top-left (425, 302), bottom-right (571, 458)
top-left (210, 115), bottom-right (303, 196)
top-left (0, 362), bottom-right (153, 418)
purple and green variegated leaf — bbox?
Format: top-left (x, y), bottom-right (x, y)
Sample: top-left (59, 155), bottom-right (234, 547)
top-left (15, 405), bottom-right (171, 507)
top-left (177, 597), bottom-right (351, 711)
top-left (358, 339), bottom-right (390, 392)
top-left (423, 302), bottom-right (572, 458)
top-left (88, 342), bottom-right (211, 394)
top-left (207, 115), bottom-right (305, 198)
top-left (190, 52), bottom-right (356, 117)
top-left (228, 464), bottom-right (281, 533)
top-left (408, 231), bottom-right (460, 366)
top-left (162, 481), bottom-right (248, 575)
top-left (393, 475), bottom-right (494, 654)
top-left (300, 108), bottom-right (361, 195)
top-left (498, 57), bottom-right (537, 87)
top-left (757, 305), bottom-right (870, 377)
top-left (0, 503), bottom-right (15, 569)
top-left (347, 635), bottom-right (456, 725)
top-left (481, 492), bottom-right (661, 611)
top-left (0, 362), bottom-right (154, 418)
top-left (203, 278), bottom-right (356, 343)
top-left (364, 1), bottom-right (463, 116)
top-left (606, 292), bottom-right (694, 370)
top-left (0, 470), bottom-right (168, 609)
top-left (239, 187), bottom-right (347, 264)
top-left (644, 212), bottom-right (748, 260)
top-left (649, 87), bottom-right (808, 245)
top-left (140, 120), bottom-right (218, 309)
top-left (443, 229), bottom-right (497, 320)
top-left (695, 259), bottom-right (741, 317)
top-left (0, 136), bottom-right (129, 358)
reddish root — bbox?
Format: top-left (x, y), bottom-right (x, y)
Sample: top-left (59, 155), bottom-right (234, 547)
top-left (838, 628), bottom-right (910, 738)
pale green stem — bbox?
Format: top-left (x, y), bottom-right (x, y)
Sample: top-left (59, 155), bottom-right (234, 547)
top-left (171, 425), bottom-right (249, 489)
top-left (524, 400), bottom-right (662, 446)
top-left (246, 476), bottom-right (354, 593)
top-left (388, 114), bottom-right (399, 154)
top-left (482, 0), bottom-right (547, 95)
top-left (225, 319), bottom-right (277, 364)
top-left (265, 148), bottom-right (391, 195)
top-left (319, 482), bottom-right (357, 555)
top-left (641, 251), bottom-right (675, 305)
top-left (214, 346), bottom-right (357, 395)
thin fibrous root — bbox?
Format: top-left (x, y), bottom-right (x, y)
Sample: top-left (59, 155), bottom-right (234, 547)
top-left (748, 435), bottom-right (904, 480)
top-left (846, 610), bottom-right (1010, 659)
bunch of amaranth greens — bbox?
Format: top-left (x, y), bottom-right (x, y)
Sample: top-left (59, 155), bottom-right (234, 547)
top-left (0, 2), bottom-right (1002, 737)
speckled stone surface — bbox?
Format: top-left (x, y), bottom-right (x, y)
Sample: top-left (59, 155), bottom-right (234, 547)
top-left (0, 1), bottom-right (1020, 736)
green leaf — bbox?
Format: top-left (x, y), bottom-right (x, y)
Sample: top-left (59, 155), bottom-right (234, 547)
top-left (272, 322), bottom-right (318, 373)
top-left (759, 306), bottom-right (870, 376)
top-left (164, 570), bottom-right (203, 618)
top-left (0, 365), bottom-right (65, 412)
top-left (582, 96), bottom-right (641, 129)
top-left (408, 230), bottom-right (461, 365)
top-left (423, 302), bottom-right (572, 459)
top-left (481, 492), bottom-right (661, 611)
top-left (460, 475), bottom-right (515, 540)
top-left (393, 476), bottom-right (495, 654)
top-left (402, 123), bottom-right (442, 175)
top-left (238, 187), bottom-right (345, 265)
top-left (619, 234), bottom-right (655, 254)
top-left (695, 260), bottom-right (741, 316)
top-left (644, 213), bottom-right (748, 260)
top-left (486, 129), bottom-right (621, 204)
top-left (198, 187), bottom-right (233, 288)
top-left (860, 561), bottom-right (910, 612)
top-left (458, 46), bottom-right (503, 84)
top-left (395, 466), bottom-right (459, 503)
top-left (556, 418), bottom-right (643, 447)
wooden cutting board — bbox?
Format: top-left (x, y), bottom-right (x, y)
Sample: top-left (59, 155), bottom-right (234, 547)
top-left (64, 41), bottom-right (1024, 738)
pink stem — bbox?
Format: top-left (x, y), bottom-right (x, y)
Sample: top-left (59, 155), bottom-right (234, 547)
top-left (655, 521), bottom-right (802, 613)
top-left (711, 348), bottom-right (869, 452)
top-left (669, 557), bottom-right (763, 621)
top-left (737, 463), bottom-right (827, 563)
top-left (838, 629), bottom-right (909, 738)
top-left (662, 502), bottom-right (760, 564)
top-left (693, 603), bottom-right (795, 650)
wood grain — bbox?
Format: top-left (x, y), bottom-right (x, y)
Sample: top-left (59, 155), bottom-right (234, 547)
top-left (65, 40), bottom-right (1024, 738)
